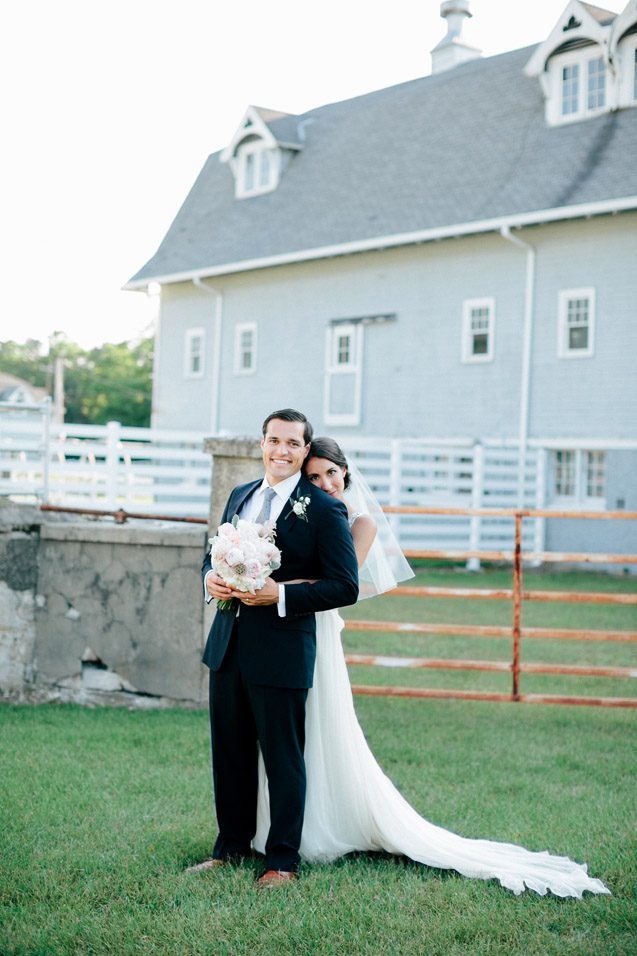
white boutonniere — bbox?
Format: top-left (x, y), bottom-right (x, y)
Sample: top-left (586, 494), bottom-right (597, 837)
top-left (285, 489), bottom-right (311, 523)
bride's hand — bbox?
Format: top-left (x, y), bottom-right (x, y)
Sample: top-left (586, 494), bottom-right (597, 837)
top-left (235, 577), bottom-right (279, 606)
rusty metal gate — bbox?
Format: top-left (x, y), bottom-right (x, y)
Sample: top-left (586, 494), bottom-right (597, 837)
top-left (346, 506), bottom-right (637, 708)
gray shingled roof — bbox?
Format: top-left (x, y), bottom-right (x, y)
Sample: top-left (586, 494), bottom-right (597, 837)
top-left (128, 44), bottom-right (637, 286)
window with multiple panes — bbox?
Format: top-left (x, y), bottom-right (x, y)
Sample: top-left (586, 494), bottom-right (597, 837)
top-left (561, 63), bottom-right (580, 114)
top-left (184, 328), bottom-right (205, 378)
top-left (558, 288), bottom-right (595, 358)
top-left (236, 143), bottom-right (279, 198)
top-left (324, 322), bottom-right (363, 426)
top-left (336, 329), bottom-right (354, 367)
top-left (586, 56), bottom-right (606, 110)
top-left (554, 450), bottom-right (576, 497)
top-left (586, 450), bottom-right (606, 498)
top-left (555, 50), bottom-right (608, 121)
top-left (552, 450), bottom-right (606, 505)
top-left (233, 323), bottom-right (257, 374)
top-left (462, 298), bottom-right (494, 362)
top-left (543, 32), bottom-right (637, 123)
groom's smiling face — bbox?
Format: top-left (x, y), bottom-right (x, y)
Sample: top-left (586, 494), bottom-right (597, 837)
top-left (261, 419), bottom-right (310, 485)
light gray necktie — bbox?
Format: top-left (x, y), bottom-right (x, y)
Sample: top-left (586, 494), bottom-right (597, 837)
top-left (254, 486), bottom-right (277, 524)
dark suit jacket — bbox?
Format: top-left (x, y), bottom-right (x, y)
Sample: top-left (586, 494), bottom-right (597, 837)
top-left (201, 474), bottom-right (359, 688)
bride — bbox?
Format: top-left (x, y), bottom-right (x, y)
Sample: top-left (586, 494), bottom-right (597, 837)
top-left (253, 437), bottom-right (610, 898)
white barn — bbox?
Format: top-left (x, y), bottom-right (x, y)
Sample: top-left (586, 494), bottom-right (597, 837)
top-left (126, 1), bottom-right (637, 557)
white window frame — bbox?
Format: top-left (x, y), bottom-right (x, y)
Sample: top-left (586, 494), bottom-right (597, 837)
top-left (550, 449), bottom-right (606, 509)
top-left (547, 47), bottom-right (609, 125)
top-left (184, 327), bottom-right (205, 379)
top-left (235, 142), bottom-right (280, 199)
top-left (618, 35), bottom-right (637, 106)
top-left (558, 288), bottom-right (595, 359)
top-left (233, 322), bottom-right (257, 375)
top-left (323, 322), bottom-right (364, 427)
top-left (461, 298), bottom-right (495, 363)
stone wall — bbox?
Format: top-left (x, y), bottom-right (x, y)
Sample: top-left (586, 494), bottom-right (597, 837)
top-left (0, 437), bottom-right (263, 708)
top-left (0, 504), bottom-right (209, 707)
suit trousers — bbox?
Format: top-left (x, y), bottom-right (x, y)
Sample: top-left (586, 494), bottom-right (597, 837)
top-left (209, 623), bottom-right (308, 872)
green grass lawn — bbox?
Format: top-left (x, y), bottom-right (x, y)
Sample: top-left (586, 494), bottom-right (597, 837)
top-left (1, 568), bottom-right (635, 955)
top-left (1, 698), bottom-right (635, 955)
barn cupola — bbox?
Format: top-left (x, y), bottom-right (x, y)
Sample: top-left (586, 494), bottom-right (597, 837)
top-left (431, 0), bottom-right (482, 74)
top-left (220, 105), bottom-right (304, 200)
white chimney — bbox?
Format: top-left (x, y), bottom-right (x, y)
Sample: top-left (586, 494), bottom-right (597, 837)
top-left (431, 0), bottom-right (482, 74)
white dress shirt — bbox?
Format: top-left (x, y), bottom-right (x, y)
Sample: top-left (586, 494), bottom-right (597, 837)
top-left (205, 471), bottom-right (302, 616)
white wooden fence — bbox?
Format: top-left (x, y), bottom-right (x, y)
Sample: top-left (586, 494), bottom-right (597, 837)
top-left (343, 437), bottom-right (544, 556)
top-left (1, 401), bottom-right (633, 555)
top-left (0, 401), bottom-right (210, 517)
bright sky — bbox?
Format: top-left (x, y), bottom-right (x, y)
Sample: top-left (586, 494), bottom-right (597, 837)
top-left (1, 0), bottom-right (619, 350)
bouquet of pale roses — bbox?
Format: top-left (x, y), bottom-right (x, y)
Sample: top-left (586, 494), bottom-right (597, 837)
top-left (208, 515), bottom-right (282, 611)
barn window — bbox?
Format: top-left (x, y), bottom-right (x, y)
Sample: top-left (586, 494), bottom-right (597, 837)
top-left (324, 322), bottom-right (363, 426)
top-left (552, 449), bottom-right (606, 506)
top-left (233, 323), bottom-right (257, 374)
top-left (545, 47), bottom-right (610, 125)
top-left (558, 289), bottom-right (595, 358)
top-left (184, 328), bottom-right (205, 378)
top-left (461, 298), bottom-right (494, 363)
top-left (587, 56), bottom-right (606, 109)
top-left (236, 143), bottom-right (280, 198)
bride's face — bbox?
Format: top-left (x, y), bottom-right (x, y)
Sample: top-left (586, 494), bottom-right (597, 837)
top-left (305, 456), bottom-right (347, 500)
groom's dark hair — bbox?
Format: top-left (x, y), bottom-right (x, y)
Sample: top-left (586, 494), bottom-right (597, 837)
top-left (262, 408), bottom-right (313, 445)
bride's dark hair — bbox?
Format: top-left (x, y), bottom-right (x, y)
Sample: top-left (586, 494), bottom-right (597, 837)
top-left (305, 437), bottom-right (351, 489)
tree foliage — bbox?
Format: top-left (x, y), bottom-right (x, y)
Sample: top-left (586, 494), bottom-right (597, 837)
top-left (0, 333), bottom-right (153, 427)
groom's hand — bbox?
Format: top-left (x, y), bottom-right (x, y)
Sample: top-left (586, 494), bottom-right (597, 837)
top-left (235, 577), bottom-right (279, 606)
top-left (206, 572), bottom-right (234, 602)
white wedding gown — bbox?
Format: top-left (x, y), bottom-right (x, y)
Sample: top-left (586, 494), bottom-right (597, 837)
top-left (254, 608), bottom-right (610, 898)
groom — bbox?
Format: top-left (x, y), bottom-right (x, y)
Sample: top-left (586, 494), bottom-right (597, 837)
top-left (197, 408), bottom-right (359, 886)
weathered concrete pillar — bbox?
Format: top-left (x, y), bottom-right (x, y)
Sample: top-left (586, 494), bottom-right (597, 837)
top-left (0, 502), bottom-right (39, 696)
top-left (203, 437), bottom-right (262, 530)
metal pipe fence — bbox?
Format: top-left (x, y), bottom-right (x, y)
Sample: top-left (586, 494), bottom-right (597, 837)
top-left (345, 505), bottom-right (637, 709)
top-left (36, 502), bottom-right (636, 707)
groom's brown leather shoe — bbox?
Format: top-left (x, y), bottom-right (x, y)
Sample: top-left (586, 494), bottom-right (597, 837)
top-left (255, 869), bottom-right (298, 888)
top-left (185, 858), bottom-right (226, 873)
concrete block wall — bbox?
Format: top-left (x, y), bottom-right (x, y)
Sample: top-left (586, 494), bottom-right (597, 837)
top-left (0, 501), bottom-right (210, 707)
top-left (0, 437), bottom-right (261, 708)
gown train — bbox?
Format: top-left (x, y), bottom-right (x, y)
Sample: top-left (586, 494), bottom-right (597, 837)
top-left (254, 609), bottom-right (609, 897)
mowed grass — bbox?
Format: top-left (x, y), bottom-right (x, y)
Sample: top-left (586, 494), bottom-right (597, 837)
top-left (1, 702), bottom-right (635, 953)
top-left (1, 569), bottom-right (635, 955)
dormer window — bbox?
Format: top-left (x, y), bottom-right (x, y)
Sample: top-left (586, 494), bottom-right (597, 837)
top-left (236, 142), bottom-right (280, 198)
top-left (524, 1), bottom-right (637, 128)
top-left (586, 56), bottom-right (606, 109)
top-left (561, 62), bottom-right (580, 115)
top-left (554, 48), bottom-right (608, 123)
top-left (560, 53), bottom-right (606, 117)
top-left (220, 104), bottom-right (304, 201)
